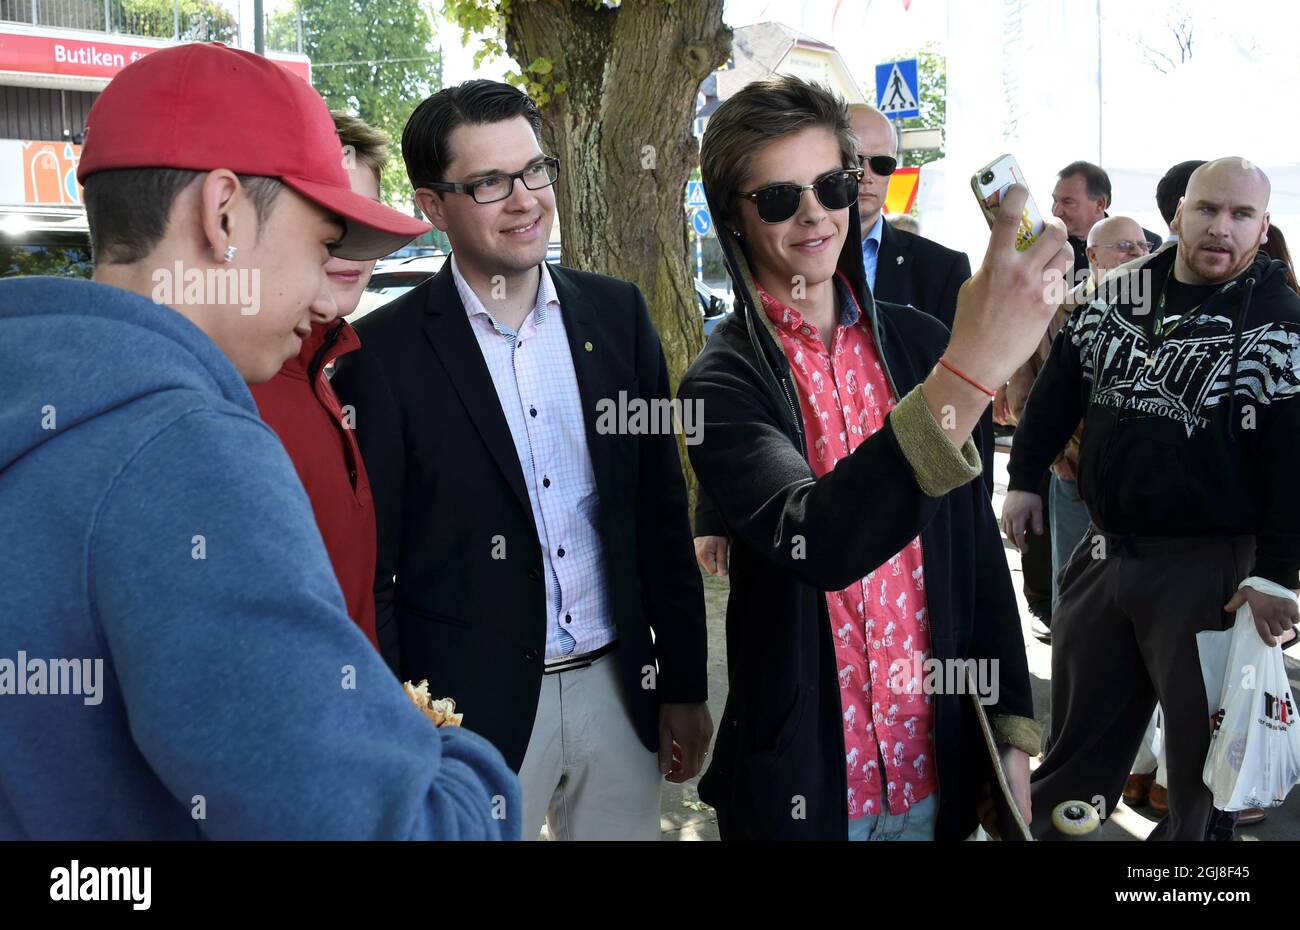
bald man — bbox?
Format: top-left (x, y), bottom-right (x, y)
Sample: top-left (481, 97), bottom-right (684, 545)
top-left (847, 105), bottom-right (972, 333)
top-left (1002, 158), bottom-right (1300, 840)
top-left (1086, 215), bottom-right (1151, 272)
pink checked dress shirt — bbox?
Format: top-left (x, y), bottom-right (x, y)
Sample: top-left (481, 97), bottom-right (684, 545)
top-left (757, 274), bottom-right (938, 817)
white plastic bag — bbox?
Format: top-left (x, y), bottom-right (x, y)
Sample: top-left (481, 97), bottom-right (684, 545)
top-left (1200, 577), bottom-right (1300, 811)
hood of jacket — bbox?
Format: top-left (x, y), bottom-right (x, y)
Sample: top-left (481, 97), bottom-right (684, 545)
top-left (0, 275), bottom-right (254, 474)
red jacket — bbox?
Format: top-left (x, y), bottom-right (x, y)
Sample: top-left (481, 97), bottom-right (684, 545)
top-left (250, 320), bottom-right (378, 648)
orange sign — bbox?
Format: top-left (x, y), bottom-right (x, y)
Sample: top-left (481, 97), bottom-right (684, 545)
top-left (885, 166), bottom-right (920, 215)
top-left (23, 141), bottom-right (83, 205)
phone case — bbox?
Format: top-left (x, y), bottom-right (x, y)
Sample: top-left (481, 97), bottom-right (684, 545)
top-left (972, 155), bottom-right (1045, 252)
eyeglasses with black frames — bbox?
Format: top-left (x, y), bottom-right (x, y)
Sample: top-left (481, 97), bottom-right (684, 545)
top-left (424, 156), bottom-right (561, 205)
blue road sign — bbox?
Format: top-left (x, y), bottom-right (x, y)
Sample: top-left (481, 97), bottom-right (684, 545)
top-left (687, 180), bottom-right (707, 208)
top-left (691, 208), bottom-right (713, 237)
top-left (875, 58), bottom-right (920, 121)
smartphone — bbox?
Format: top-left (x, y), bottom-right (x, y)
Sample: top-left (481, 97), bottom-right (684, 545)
top-left (971, 154), bottom-right (1045, 252)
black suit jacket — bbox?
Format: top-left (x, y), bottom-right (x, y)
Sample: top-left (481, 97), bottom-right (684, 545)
top-left (873, 220), bottom-right (971, 332)
top-left (331, 261), bottom-right (708, 771)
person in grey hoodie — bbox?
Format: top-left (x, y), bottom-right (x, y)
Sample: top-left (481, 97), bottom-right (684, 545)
top-left (0, 42), bottom-right (519, 840)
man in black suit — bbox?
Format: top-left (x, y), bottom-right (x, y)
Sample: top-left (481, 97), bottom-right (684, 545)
top-left (332, 81), bottom-right (711, 840)
top-left (849, 107), bottom-right (972, 333)
top-left (851, 105), bottom-right (995, 495)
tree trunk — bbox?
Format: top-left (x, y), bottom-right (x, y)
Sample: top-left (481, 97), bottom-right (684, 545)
top-left (503, 0), bottom-right (731, 502)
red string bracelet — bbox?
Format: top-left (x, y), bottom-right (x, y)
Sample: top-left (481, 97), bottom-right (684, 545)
top-left (937, 356), bottom-right (997, 399)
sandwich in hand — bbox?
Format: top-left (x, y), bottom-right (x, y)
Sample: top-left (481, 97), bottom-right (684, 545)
top-left (403, 679), bottom-right (463, 727)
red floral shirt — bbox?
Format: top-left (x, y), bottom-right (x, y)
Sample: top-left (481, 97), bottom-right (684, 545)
top-left (758, 275), bottom-right (937, 817)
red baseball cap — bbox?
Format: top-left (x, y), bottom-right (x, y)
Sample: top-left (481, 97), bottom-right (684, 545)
top-left (77, 42), bottom-right (430, 260)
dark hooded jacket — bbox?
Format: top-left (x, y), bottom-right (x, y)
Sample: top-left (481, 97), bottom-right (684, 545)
top-left (677, 187), bottom-right (1037, 840)
top-left (1008, 246), bottom-right (1300, 589)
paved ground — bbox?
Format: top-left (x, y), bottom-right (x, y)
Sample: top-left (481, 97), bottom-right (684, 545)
top-left (659, 447), bottom-right (1300, 840)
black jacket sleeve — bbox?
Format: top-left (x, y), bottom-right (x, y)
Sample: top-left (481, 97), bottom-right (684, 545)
top-left (678, 357), bottom-right (944, 594)
top-left (330, 345), bottom-right (405, 675)
top-left (631, 287), bottom-right (709, 704)
top-left (967, 477), bottom-right (1035, 722)
top-left (1254, 390), bottom-right (1300, 588)
top-left (1006, 315), bottom-right (1088, 494)
top-left (693, 490), bottom-right (727, 538)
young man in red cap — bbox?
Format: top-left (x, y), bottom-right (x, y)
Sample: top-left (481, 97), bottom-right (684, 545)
top-left (249, 113), bottom-right (391, 649)
top-left (0, 43), bottom-right (519, 840)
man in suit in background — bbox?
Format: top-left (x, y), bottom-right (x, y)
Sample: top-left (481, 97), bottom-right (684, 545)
top-left (332, 81), bottom-right (712, 840)
top-left (1053, 160), bottom-right (1163, 279)
top-left (850, 104), bottom-right (991, 496)
top-left (849, 105), bottom-right (973, 333)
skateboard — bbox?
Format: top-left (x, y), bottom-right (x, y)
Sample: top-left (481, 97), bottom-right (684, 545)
top-left (966, 667), bottom-right (1100, 840)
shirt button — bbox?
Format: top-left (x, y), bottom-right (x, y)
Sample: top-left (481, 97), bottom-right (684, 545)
top-left (565, 613), bottom-right (572, 624)
top-left (557, 547), bottom-right (566, 558)
top-left (542, 477), bottom-right (551, 488)
top-left (529, 406), bottom-right (538, 418)
top-left (523, 648), bottom-right (539, 662)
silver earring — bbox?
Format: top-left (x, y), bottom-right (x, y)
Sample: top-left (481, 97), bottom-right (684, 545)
top-left (223, 245), bottom-right (237, 263)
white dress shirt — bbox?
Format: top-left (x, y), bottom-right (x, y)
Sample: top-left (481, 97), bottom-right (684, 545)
top-left (451, 256), bottom-right (615, 660)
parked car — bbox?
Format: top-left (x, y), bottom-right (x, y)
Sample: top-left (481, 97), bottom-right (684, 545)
top-left (0, 206), bottom-right (92, 279)
top-left (359, 245), bottom-right (730, 336)
top-left (372, 243), bottom-right (441, 272)
top-left (696, 280), bottom-right (731, 336)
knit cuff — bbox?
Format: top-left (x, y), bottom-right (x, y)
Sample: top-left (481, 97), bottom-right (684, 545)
top-left (890, 384), bottom-right (982, 497)
top-left (992, 714), bottom-right (1042, 757)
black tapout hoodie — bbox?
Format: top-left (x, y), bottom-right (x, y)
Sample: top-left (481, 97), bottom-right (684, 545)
top-left (1008, 245), bottom-right (1300, 588)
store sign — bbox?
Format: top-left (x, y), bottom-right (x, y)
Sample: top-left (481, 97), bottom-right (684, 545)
top-left (0, 29), bottom-right (311, 84)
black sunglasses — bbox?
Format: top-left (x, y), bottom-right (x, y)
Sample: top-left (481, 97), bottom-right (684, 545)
top-left (857, 153), bottom-right (898, 177)
top-left (736, 167), bottom-right (864, 224)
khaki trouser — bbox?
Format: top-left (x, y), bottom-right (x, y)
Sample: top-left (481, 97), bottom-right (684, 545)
top-left (518, 653), bottom-right (662, 840)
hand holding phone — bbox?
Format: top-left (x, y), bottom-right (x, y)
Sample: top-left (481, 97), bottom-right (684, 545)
top-left (972, 154), bottom-right (1046, 252)
top-left (943, 183), bottom-right (1071, 391)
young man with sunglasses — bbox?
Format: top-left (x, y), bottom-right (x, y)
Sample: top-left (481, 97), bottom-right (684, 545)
top-left (693, 104), bottom-right (985, 579)
top-left (680, 75), bottom-right (1073, 841)
top-left (331, 80), bottom-right (711, 840)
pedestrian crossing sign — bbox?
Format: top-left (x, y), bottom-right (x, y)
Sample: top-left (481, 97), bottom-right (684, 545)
top-left (875, 59), bottom-right (920, 120)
